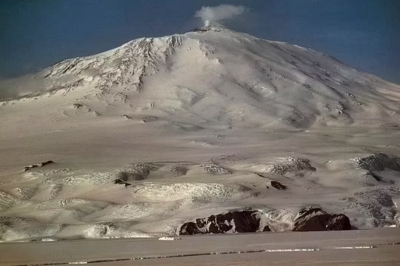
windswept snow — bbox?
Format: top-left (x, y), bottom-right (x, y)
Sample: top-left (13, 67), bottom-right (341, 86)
top-left (1, 27), bottom-right (400, 241)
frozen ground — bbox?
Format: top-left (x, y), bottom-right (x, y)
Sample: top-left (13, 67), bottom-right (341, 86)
top-left (0, 228), bottom-right (399, 265)
top-left (0, 27), bottom-right (400, 241)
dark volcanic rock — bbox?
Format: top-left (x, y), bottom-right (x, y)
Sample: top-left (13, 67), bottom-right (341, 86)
top-left (24, 160), bottom-right (55, 171)
top-left (40, 160), bottom-right (54, 167)
top-left (114, 179), bottom-right (125, 184)
top-left (24, 165), bottom-right (38, 171)
top-left (115, 163), bottom-right (159, 182)
top-left (270, 180), bottom-right (287, 190)
top-left (356, 153), bottom-right (400, 172)
top-left (292, 208), bottom-right (351, 232)
top-left (113, 178), bottom-right (131, 187)
top-left (179, 211), bottom-right (262, 235)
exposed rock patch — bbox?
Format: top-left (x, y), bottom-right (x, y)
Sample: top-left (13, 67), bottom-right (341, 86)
top-left (115, 171), bottom-right (143, 182)
top-left (114, 163), bottom-right (160, 183)
top-left (72, 103), bottom-right (83, 109)
top-left (113, 178), bottom-right (131, 187)
top-left (202, 164), bottom-right (232, 175)
top-left (179, 211), bottom-right (263, 235)
top-left (24, 160), bottom-right (54, 171)
top-left (270, 180), bottom-right (287, 190)
top-left (141, 116), bottom-right (158, 123)
top-left (122, 114), bottom-right (133, 120)
top-left (131, 163), bottom-right (159, 174)
top-left (292, 207), bottom-right (351, 231)
top-left (345, 187), bottom-right (400, 227)
top-left (179, 207), bottom-right (351, 235)
top-left (266, 158), bottom-right (316, 176)
top-left (171, 166), bottom-right (189, 176)
top-left (355, 153), bottom-right (400, 172)
top-left (256, 174), bottom-right (288, 190)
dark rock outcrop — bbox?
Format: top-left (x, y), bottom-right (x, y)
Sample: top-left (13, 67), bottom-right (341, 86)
top-left (179, 208), bottom-right (351, 235)
top-left (40, 160), bottom-right (54, 167)
top-left (115, 163), bottom-right (159, 182)
top-left (113, 179), bottom-right (131, 187)
top-left (171, 166), bottom-right (189, 176)
top-left (24, 160), bottom-right (54, 171)
top-left (268, 158), bottom-right (316, 176)
top-left (270, 180), bottom-right (287, 190)
top-left (179, 211), bottom-right (264, 235)
top-left (292, 208), bottom-right (351, 231)
top-left (114, 179), bottom-right (125, 185)
top-left (255, 174), bottom-right (287, 190)
top-left (202, 164), bottom-right (231, 175)
top-left (24, 165), bottom-right (38, 171)
top-left (356, 153), bottom-right (400, 172)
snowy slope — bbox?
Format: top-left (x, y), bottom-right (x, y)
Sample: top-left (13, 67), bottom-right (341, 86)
top-left (5, 27), bottom-right (400, 129)
top-left (0, 27), bottom-right (400, 241)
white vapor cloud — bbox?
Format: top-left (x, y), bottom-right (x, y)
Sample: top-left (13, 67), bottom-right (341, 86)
top-left (194, 5), bottom-right (247, 27)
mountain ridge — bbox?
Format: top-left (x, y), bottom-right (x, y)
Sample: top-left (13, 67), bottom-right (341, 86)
top-left (2, 27), bottom-right (400, 131)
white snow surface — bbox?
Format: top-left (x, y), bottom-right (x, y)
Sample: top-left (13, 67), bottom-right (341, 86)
top-left (1, 27), bottom-right (400, 241)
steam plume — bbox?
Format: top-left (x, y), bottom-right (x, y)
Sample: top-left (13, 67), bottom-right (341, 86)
top-left (194, 5), bottom-right (247, 27)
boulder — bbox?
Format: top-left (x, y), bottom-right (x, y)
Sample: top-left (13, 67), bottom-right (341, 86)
top-left (292, 208), bottom-right (351, 232)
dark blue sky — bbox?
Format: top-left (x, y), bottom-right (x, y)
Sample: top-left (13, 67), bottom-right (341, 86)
top-left (1, 0), bottom-right (399, 84)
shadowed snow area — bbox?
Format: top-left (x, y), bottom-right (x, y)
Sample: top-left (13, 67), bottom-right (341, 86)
top-left (0, 27), bottom-right (400, 241)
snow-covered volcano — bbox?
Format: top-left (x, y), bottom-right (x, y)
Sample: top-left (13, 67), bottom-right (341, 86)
top-left (5, 26), bottom-right (400, 129)
top-left (0, 27), bottom-right (400, 241)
